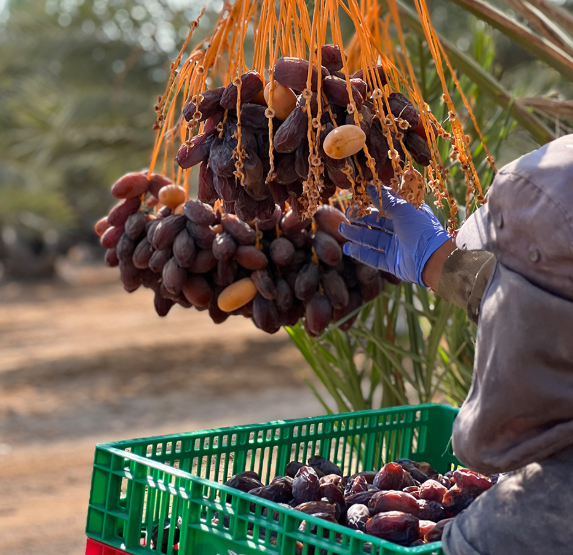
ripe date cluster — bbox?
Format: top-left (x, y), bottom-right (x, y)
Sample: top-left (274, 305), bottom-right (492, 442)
top-left (96, 171), bottom-right (397, 333)
top-left (177, 47), bottom-right (432, 222)
top-left (222, 456), bottom-right (496, 549)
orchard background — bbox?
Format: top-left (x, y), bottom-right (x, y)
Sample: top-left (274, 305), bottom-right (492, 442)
top-left (0, 0), bottom-right (571, 553)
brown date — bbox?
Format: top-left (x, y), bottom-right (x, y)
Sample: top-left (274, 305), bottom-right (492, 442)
top-left (313, 231), bottom-right (342, 266)
top-left (220, 71), bottom-right (264, 110)
top-left (221, 214), bottom-right (256, 245)
top-left (148, 248), bottom-right (171, 274)
top-left (105, 248), bottom-right (119, 267)
top-left (295, 501), bottom-right (337, 519)
top-left (442, 485), bottom-right (474, 517)
top-left (285, 461), bottom-right (305, 478)
top-left (369, 491), bottom-right (419, 516)
top-left (307, 456), bottom-right (343, 478)
top-left (209, 138), bottom-right (236, 178)
top-left (251, 269), bottom-right (277, 300)
top-left (322, 76), bottom-right (363, 110)
top-left (273, 106), bottom-right (307, 153)
top-left (182, 274), bottom-right (212, 308)
top-left (183, 87), bottom-right (225, 122)
top-left (173, 229), bottom-right (196, 268)
top-left (453, 469), bottom-right (492, 495)
top-left (387, 92), bottom-right (419, 129)
top-left (214, 259), bottom-right (237, 287)
top-left (294, 262), bottom-right (320, 302)
top-left (373, 463), bottom-right (405, 491)
top-left (318, 44), bottom-right (344, 73)
top-left (212, 232), bottom-right (237, 262)
top-left (424, 517), bottom-right (453, 542)
top-left (185, 221), bottom-right (216, 250)
top-left (345, 504), bottom-right (370, 532)
top-left (198, 161), bottom-right (218, 205)
top-left (235, 245), bottom-right (268, 270)
top-left (208, 295), bottom-right (229, 324)
top-left (332, 290), bottom-right (362, 331)
top-left (321, 270), bottom-right (349, 310)
top-left (154, 290), bottom-right (175, 317)
top-left (293, 466), bottom-right (321, 505)
top-left (116, 233), bottom-right (135, 263)
top-left (275, 278), bottom-right (294, 313)
top-left (351, 65), bottom-right (388, 88)
top-left (252, 294), bottom-right (280, 334)
top-left (305, 292), bottom-right (332, 336)
top-left (224, 473), bottom-right (264, 493)
top-left (270, 237), bottom-right (296, 266)
top-left (183, 199), bottom-right (217, 226)
top-left (108, 197), bottom-right (141, 227)
top-left (240, 103), bottom-right (269, 133)
top-left (366, 511), bottom-right (419, 546)
top-left (417, 499), bottom-right (446, 522)
top-left (319, 482), bottom-right (346, 520)
top-left (314, 204), bottom-right (348, 243)
top-left (176, 134), bottom-right (214, 169)
top-left (119, 260), bottom-right (142, 293)
top-left (345, 475), bottom-right (369, 496)
top-left (213, 174), bottom-right (240, 203)
top-left (188, 249), bottom-right (217, 274)
top-left (125, 211), bottom-right (147, 241)
top-left (403, 132), bottom-right (431, 167)
top-left (419, 479), bottom-right (448, 503)
top-left (101, 226), bottom-right (124, 249)
top-left (148, 174), bottom-right (171, 199)
top-left (111, 172), bottom-right (149, 199)
top-left (152, 215), bottom-right (186, 250)
top-left (273, 57), bottom-right (328, 92)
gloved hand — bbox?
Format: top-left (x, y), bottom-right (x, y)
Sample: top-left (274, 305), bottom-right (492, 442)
top-left (339, 185), bottom-right (451, 286)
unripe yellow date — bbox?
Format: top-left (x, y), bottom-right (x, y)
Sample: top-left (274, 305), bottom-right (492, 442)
top-left (323, 125), bottom-right (366, 159)
top-left (218, 277), bottom-right (258, 312)
top-left (264, 81), bottom-right (297, 121)
top-left (159, 184), bottom-right (187, 209)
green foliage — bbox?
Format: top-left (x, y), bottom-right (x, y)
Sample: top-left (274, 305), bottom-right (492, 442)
top-left (0, 0), bottom-right (214, 241)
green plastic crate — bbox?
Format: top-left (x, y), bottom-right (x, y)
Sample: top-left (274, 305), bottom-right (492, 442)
top-left (86, 403), bottom-right (459, 555)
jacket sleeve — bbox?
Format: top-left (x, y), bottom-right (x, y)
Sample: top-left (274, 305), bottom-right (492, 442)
top-left (437, 249), bottom-right (496, 324)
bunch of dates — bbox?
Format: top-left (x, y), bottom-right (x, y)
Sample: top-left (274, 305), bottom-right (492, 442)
top-left (178, 47), bottom-right (432, 221)
top-left (223, 456), bottom-right (497, 549)
top-left (95, 171), bottom-right (396, 333)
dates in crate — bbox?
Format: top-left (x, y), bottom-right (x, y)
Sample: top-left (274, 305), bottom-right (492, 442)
top-left (369, 490), bottom-right (419, 516)
top-left (366, 511), bottom-right (419, 546)
top-left (373, 462), bottom-right (405, 491)
top-left (293, 466), bottom-right (321, 504)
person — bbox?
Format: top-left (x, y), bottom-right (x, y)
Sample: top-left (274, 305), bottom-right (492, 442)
top-left (339, 134), bottom-right (573, 554)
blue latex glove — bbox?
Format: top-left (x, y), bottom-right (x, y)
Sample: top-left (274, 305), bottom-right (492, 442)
top-left (339, 185), bottom-right (451, 286)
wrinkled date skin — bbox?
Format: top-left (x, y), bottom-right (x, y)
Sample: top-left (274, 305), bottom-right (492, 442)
top-left (373, 463), bottom-right (405, 491)
top-left (366, 511), bottom-right (420, 546)
top-left (369, 491), bottom-right (419, 516)
top-left (453, 469), bottom-right (492, 496)
top-left (346, 503), bottom-right (370, 532)
top-left (293, 466), bottom-right (321, 505)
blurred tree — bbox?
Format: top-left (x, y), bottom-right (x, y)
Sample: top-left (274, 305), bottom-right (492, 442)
top-left (0, 0), bottom-right (214, 277)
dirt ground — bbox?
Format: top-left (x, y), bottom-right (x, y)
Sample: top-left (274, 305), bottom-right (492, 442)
top-left (0, 264), bottom-right (324, 555)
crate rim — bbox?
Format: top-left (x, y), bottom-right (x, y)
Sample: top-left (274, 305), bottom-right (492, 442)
top-left (88, 403), bottom-right (457, 555)
top-left (95, 402), bottom-right (458, 450)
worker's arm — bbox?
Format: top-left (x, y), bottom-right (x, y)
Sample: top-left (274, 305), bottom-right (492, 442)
top-left (425, 243), bottom-right (496, 323)
top-left (339, 185), bottom-right (495, 323)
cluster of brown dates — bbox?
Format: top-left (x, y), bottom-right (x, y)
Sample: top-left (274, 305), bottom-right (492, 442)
top-left (95, 171), bottom-right (397, 333)
top-left (177, 46), bottom-right (432, 221)
top-left (222, 456), bottom-right (496, 549)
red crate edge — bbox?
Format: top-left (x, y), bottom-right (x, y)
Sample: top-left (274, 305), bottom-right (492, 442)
top-left (86, 537), bottom-right (131, 555)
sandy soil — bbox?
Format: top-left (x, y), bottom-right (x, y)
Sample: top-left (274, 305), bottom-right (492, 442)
top-left (0, 264), bottom-right (324, 555)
